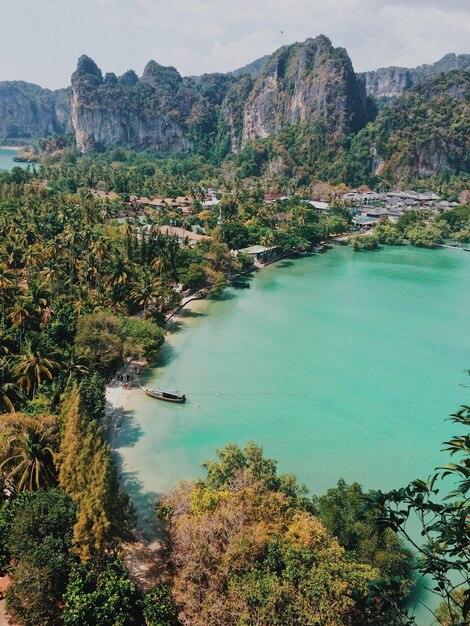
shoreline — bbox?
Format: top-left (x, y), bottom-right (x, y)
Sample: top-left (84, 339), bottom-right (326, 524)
top-left (105, 245), bottom-right (343, 429)
top-left (0, 145), bottom-right (24, 151)
top-left (105, 295), bottom-right (210, 440)
top-left (105, 241), bottom-right (352, 442)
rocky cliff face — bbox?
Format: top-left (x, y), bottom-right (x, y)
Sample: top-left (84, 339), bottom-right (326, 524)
top-left (362, 53), bottom-right (470, 99)
top-left (362, 67), bottom-right (412, 99)
top-left (238, 36), bottom-right (368, 150)
top-left (0, 39), bottom-right (468, 171)
top-left (70, 56), bottom-right (193, 153)
top-left (355, 71), bottom-right (470, 180)
top-left (0, 81), bottom-right (70, 141)
top-left (69, 38), bottom-right (371, 155)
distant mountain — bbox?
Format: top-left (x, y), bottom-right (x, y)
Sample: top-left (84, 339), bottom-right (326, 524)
top-left (0, 38), bottom-right (468, 181)
top-left (361, 53), bottom-right (470, 98)
top-left (342, 70), bottom-right (470, 185)
top-left (70, 36), bottom-right (372, 154)
top-left (0, 81), bottom-right (70, 141)
top-left (230, 55), bottom-right (270, 79)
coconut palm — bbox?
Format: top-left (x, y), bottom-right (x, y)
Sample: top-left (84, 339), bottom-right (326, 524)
top-left (0, 263), bottom-right (16, 322)
top-left (0, 426), bottom-right (57, 491)
top-left (261, 230), bottom-right (277, 248)
top-left (62, 345), bottom-right (89, 383)
top-left (14, 333), bottom-right (61, 399)
top-left (104, 254), bottom-right (130, 289)
top-left (0, 363), bottom-right (19, 412)
top-left (130, 271), bottom-right (159, 312)
top-left (7, 296), bottom-right (34, 352)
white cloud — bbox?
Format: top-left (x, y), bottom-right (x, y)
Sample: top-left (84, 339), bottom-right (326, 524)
top-left (0, 0), bottom-right (468, 87)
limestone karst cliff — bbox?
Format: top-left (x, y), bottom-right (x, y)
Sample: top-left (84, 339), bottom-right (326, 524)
top-left (69, 37), bottom-right (370, 155)
top-left (239, 36), bottom-right (369, 149)
top-left (362, 52), bottom-right (470, 99)
top-left (347, 71), bottom-right (470, 181)
top-left (70, 56), bottom-right (192, 153)
top-left (0, 38), bottom-right (468, 181)
top-left (0, 81), bottom-right (70, 141)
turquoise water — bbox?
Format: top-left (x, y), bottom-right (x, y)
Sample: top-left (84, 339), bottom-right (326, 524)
top-left (113, 245), bottom-right (469, 621)
top-left (0, 147), bottom-right (29, 171)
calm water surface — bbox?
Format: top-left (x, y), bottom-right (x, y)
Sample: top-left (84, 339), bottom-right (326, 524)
top-left (0, 147), bottom-right (29, 171)
top-left (113, 245), bottom-right (469, 621)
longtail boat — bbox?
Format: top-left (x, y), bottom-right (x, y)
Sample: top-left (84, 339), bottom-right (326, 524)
top-left (144, 387), bottom-right (186, 403)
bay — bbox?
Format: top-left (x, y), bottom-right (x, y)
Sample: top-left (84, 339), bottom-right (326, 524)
top-left (0, 147), bottom-right (30, 171)
top-left (112, 244), bottom-right (470, 622)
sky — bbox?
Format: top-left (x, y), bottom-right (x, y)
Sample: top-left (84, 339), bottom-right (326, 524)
top-left (1, 0), bottom-right (469, 89)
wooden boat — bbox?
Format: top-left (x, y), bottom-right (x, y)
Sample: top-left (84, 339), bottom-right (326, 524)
top-left (144, 387), bottom-right (186, 403)
top-left (232, 279), bottom-right (250, 288)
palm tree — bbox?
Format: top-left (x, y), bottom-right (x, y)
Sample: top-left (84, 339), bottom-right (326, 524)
top-left (39, 266), bottom-right (58, 302)
top-left (14, 333), bottom-right (61, 399)
top-left (130, 271), bottom-right (159, 312)
top-left (0, 426), bottom-right (57, 492)
top-left (29, 281), bottom-right (51, 317)
top-left (62, 345), bottom-right (89, 383)
top-left (62, 225), bottom-right (84, 294)
top-left (0, 363), bottom-right (19, 412)
top-left (261, 230), bottom-right (277, 248)
top-left (0, 263), bottom-right (16, 323)
top-left (104, 254), bottom-right (130, 289)
top-left (151, 256), bottom-right (166, 277)
top-left (7, 297), bottom-right (34, 352)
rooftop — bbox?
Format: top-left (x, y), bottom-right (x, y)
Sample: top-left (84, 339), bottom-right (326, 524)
top-left (239, 245), bottom-right (277, 254)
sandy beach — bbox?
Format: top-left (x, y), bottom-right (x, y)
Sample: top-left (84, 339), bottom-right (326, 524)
top-left (105, 296), bottom-right (209, 439)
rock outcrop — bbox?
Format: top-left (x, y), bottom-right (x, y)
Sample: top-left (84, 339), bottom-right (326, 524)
top-left (362, 52), bottom-right (470, 99)
top-left (362, 67), bottom-right (412, 99)
top-left (70, 56), bottom-right (192, 153)
top-left (68, 38), bottom-right (371, 155)
top-left (0, 38), bottom-right (468, 178)
top-left (353, 71), bottom-right (470, 180)
top-left (239, 36), bottom-right (368, 149)
top-left (0, 81), bottom-right (70, 141)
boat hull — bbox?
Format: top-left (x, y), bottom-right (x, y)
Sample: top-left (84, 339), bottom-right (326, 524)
top-left (144, 389), bottom-right (186, 403)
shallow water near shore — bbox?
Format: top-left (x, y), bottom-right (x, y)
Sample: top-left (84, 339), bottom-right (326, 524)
top-left (112, 244), bottom-right (469, 621)
top-left (0, 147), bottom-right (30, 171)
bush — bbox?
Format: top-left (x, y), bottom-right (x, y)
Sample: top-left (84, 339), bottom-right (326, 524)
top-left (405, 224), bottom-right (444, 248)
top-left (350, 234), bottom-right (379, 251)
top-left (452, 229), bottom-right (470, 243)
top-left (374, 223), bottom-right (403, 245)
top-left (5, 489), bottom-right (76, 626)
top-left (75, 312), bottom-right (123, 375)
top-left (63, 559), bottom-right (143, 626)
top-left (80, 372), bottom-right (106, 421)
top-left (142, 586), bottom-right (179, 626)
top-left (120, 316), bottom-right (165, 361)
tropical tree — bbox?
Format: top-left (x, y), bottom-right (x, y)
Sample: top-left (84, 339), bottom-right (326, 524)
top-left (14, 333), bottom-right (61, 398)
top-left (130, 270), bottom-right (159, 312)
top-left (61, 345), bottom-right (89, 384)
top-left (364, 405), bottom-right (470, 625)
top-left (7, 297), bottom-right (34, 352)
top-left (3, 488), bottom-right (76, 626)
top-left (0, 363), bottom-right (19, 412)
top-left (158, 443), bottom-right (381, 626)
top-left (0, 263), bottom-right (16, 322)
top-left (0, 425), bottom-right (57, 492)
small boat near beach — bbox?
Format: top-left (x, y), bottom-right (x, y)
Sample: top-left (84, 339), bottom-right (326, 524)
top-left (232, 278), bottom-right (250, 288)
top-left (144, 387), bottom-right (186, 403)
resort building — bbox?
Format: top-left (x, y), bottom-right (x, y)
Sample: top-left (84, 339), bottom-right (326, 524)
top-left (156, 225), bottom-right (210, 246)
top-left (238, 245), bottom-right (281, 264)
